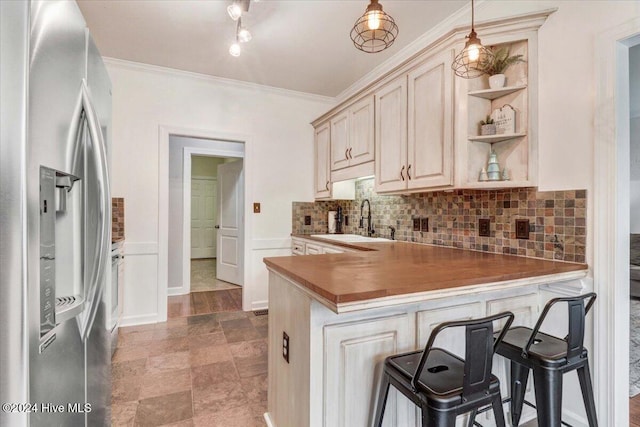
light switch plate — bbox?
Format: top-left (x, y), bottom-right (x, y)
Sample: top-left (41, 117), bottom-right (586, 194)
top-left (516, 219), bottom-right (530, 239)
top-left (413, 218), bottom-right (420, 231)
top-left (253, 202), bottom-right (261, 213)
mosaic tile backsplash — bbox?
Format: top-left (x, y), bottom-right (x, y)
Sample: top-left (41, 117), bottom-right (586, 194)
top-left (112, 197), bottom-right (125, 242)
top-left (292, 179), bottom-right (586, 263)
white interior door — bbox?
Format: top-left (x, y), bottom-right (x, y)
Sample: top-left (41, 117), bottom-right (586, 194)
top-left (191, 178), bottom-right (217, 259)
top-left (216, 160), bottom-right (243, 285)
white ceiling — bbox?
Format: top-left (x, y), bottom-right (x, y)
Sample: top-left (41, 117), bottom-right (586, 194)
top-left (77, 0), bottom-right (468, 97)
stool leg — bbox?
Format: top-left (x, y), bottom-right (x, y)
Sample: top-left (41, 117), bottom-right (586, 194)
top-left (466, 409), bottom-right (478, 427)
top-left (532, 368), bottom-right (563, 427)
top-left (510, 361), bottom-right (529, 426)
top-left (577, 361), bottom-right (598, 427)
top-left (492, 391), bottom-right (506, 427)
top-left (373, 372), bottom-right (391, 427)
top-left (425, 407), bottom-right (456, 427)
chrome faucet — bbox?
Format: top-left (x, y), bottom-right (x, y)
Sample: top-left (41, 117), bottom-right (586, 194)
top-left (359, 199), bottom-right (375, 237)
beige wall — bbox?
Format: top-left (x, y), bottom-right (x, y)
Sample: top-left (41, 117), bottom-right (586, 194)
top-left (191, 155), bottom-right (225, 178)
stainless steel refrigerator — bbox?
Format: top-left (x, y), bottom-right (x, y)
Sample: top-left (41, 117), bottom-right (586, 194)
top-left (1, 1), bottom-right (112, 426)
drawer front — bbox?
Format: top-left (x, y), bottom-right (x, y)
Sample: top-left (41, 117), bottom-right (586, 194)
top-left (292, 239), bottom-right (305, 256)
top-left (305, 243), bottom-right (322, 255)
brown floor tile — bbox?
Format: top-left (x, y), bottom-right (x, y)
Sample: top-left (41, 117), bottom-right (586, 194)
top-left (240, 374), bottom-right (267, 402)
top-left (233, 355), bottom-right (268, 378)
top-left (229, 339), bottom-right (267, 359)
top-left (223, 327), bottom-right (261, 344)
top-left (111, 401), bottom-right (138, 427)
top-left (189, 344), bottom-right (233, 367)
top-left (191, 360), bottom-right (239, 388)
top-left (112, 378), bottom-right (141, 404)
top-left (112, 358), bottom-right (147, 381)
top-left (147, 337), bottom-right (190, 357)
top-left (153, 325), bottom-right (189, 341)
top-left (146, 351), bottom-right (190, 374)
top-left (192, 381), bottom-right (246, 417)
top-left (139, 368), bottom-right (192, 400)
top-left (112, 346), bottom-right (150, 363)
top-left (118, 330), bottom-right (155, 348)
top-left (114, 289), bottom-right (268, 427)
top-left (134, 391), bottom-right (193, 427)
top-left (188, 332), bottom-right (227, 350)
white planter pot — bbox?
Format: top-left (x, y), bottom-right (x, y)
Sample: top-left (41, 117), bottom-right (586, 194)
top-left (488, 74), bottom-right (506, 89)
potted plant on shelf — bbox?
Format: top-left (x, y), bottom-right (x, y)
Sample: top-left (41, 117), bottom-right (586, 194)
top-left (479, 47), bottom-right (524, 89)
top-left (480, 115), bottom-right (496, 135)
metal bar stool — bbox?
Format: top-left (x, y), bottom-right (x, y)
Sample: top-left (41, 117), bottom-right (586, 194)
top-left (494, 292), bottom-right (598, 427)
top-left (373, 311), bottom-right (515, 427)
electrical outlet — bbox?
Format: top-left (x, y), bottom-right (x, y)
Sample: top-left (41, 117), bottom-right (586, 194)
top-left (304, 216), bottom-right (311, 226)
top-left (344, 215), bottom-right (349, 226)
top-left (413, 218), bottom-right (420, 231)
top-left (282, 332), bottom-right (290, 363)
top-left (516, 219), bottom-right (530, 239)
top-left (478, 218), bottom-right (490, 237)
top-left (421, 217), bottom-right (429, 232)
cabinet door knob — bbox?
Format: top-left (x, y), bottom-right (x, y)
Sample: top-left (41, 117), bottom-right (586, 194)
top-left (400, 165), bottom-right (405, 181)
top-left (407, 164), bottom-right (412, 180)
top-left (326, 181), bottom-right (330, 191)
top-left (348, 148), bottom-right (353, 159)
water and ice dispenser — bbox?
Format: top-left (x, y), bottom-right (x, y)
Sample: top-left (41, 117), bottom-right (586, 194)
top-left (39, 166), bottom-right (83, 348)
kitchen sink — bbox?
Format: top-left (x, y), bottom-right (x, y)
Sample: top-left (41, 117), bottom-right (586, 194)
top-left (310, 234), bottom-right (390, 243)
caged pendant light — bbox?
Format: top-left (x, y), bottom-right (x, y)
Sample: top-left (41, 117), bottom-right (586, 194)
top-left (451, 0), bottom-right (493, 78)
top-left (350, 0), bottom-right (398, 54)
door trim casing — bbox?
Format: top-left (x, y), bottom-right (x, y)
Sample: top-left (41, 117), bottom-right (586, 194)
top-left (159, 126), bottom-right (251, 320)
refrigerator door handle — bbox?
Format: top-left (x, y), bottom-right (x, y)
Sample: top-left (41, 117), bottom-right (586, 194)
top-left (77, 79), bottom-right (111, 341)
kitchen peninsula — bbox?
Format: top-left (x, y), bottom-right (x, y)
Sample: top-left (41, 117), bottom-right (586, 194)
top-left (263, 239), bottom-right (588, 427)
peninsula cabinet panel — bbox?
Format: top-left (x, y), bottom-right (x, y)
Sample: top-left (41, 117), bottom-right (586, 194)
top-left (324, 314), bottom-right (415, 427)
top-left (407, 49), bottom-right (454, 189)
top-left (348, 96), bottom-right (375, 167)
top-left (330, 111), bottom-right (350, 171)
top-left (375, 78), bottom-right (408, 193)
top-left (314, 122), bottom-right (331, 199)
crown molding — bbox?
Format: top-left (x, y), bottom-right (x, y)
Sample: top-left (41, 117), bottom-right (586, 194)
top-left (103, 57), bottom-right (335, 104)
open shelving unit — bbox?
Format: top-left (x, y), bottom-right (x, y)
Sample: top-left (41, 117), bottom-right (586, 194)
top-left (464, 39), bottom-right (534, 188)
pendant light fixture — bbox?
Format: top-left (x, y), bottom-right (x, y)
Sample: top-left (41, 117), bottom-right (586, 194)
top-left (350, 0), bottom-right (398, 54)
top-left (451, 0), bottom-right (493, 78)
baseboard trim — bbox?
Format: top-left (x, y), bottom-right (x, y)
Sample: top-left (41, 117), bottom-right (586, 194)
top-left (251, 300), bottom-right (268, 311)
top-left (562, 408), bottom-right (588, 426)
top-left (264, 412), bottom-right (275, 427)
top-left (167, 286), bottom-right (188, 296)
top-left (120, 313), bottom-right (159, 327)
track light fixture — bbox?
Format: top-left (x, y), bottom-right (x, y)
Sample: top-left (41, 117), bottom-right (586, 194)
top-left (227, 1), bottom-right (252, 57)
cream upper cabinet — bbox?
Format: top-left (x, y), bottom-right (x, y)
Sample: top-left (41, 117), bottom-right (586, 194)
top-left (330, 96), bottom-right (374, 172)
top-left (375, 78), bottom-right (408, 193)
top-left (348, 96), bottom-right (374, 166)
top-left (314, 122), bottom-right (331, 199)
top-left (375, 49), bottom-right (454, 193)
top-left (330, 111), bottom-right (350, 171)
top-left (407, 49), bottom-right (454, 189)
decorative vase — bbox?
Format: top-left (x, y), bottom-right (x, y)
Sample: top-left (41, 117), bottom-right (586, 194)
top-left (479, 167), bottom-right (488, 182)
top-left (488, 73), bottom-right (506, 89)
top-left (487, 150), bottom-right (501, 181)
top-left (480, 124), bottom-right (496, 135)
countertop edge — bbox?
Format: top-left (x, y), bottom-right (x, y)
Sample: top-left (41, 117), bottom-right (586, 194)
top-left (266, 265), bottom-right (589, 314)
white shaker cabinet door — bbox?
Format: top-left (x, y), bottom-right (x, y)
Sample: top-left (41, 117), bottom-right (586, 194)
top-left (407, 48), bottom-right (454, 190)
top-left (375, 78), bottom-right (408, 193)
top-left (324, 314), bottom-right (415, 427)
top-left (314, 122), bottom-right (332, 199)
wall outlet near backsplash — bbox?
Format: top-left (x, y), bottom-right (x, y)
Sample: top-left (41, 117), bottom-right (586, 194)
top-left (292, 180), bottom-right (587, 263)
top-left (304, 215), bottom-right (311, 226)
top-left (421, 217), bottom-right (429, 232)
top-left (478, 218), bottom-right (490, 237)
top-left (515, 219), bottom-right (530, 239)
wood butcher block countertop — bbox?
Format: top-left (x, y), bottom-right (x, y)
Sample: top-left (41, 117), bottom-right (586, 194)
top-left (263, 238), bottom-right (588, 312)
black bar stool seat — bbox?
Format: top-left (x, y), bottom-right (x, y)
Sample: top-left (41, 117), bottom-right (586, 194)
top-left (494, 293), bottom-right (598, 427)
top-left (373, 311), bottom-right (515, 427)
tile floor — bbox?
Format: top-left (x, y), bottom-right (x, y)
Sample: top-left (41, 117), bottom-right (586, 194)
top-left (112, 288), bottom-right (267, 426)
top-left (191, 259), bottom-right (242, 292)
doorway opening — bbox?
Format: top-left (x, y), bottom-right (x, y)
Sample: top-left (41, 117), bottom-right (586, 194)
top-left (167, 135), bottom-right (245, 313)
